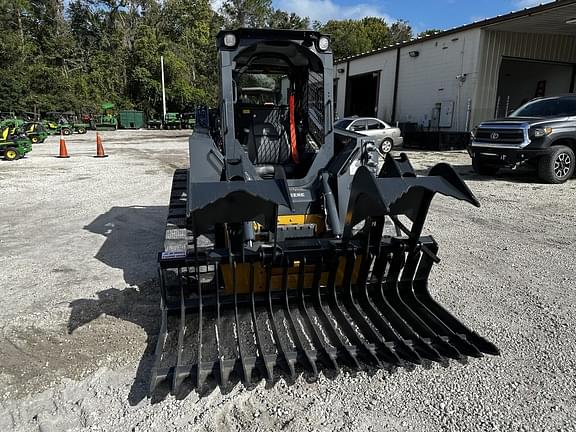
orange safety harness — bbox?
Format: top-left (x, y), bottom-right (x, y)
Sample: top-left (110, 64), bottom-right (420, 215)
top-left (288, 92), bottom-right (299, 163)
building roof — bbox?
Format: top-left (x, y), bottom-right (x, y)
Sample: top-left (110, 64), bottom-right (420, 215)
top-left (335, 0), bottom-right (576, 63)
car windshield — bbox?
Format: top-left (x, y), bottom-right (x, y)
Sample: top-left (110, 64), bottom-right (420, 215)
top-left (511, 97), bottom-right (576, 117)
top-left (334, 119), bottom-right (353, 129)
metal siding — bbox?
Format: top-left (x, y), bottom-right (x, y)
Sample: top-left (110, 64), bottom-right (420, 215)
top-left (394, 29), bottom-right (482, 131)
top-left (473, 31), bottom-right (576, 126)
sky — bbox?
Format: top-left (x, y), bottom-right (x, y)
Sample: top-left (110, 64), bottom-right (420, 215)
top-left (270, 0), bottom-right (554, 33)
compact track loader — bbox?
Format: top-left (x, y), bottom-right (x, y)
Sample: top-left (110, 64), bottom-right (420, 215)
top-left (151, 29), bottom-right (498, 395)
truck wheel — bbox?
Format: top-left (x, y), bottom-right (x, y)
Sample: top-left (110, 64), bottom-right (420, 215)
top-left (538, 145), bottom-right (575, 184)
top-left (379, 138), bottom-right (393, 154)
top-left (77, 127), bottom-right (87, 134)
top-left (62, 128), bottom-right (72, 136)
top-left (4, 147), bottom-right (20, 161)
top-left (472, 157), bottom-right (499, 175)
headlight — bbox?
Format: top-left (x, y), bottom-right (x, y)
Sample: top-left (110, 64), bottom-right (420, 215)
top-left (470, 127), bottom-right (478, 139)
top-left (318, 36), bottom-right (330, 51)
top-left (532, 127), bottom-right (553, 138)
top-left (223, 33), bottom-right (237, 48)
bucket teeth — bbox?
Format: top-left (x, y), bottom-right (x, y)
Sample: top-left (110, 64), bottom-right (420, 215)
top-left (151, 236), bottom-right (498, 395)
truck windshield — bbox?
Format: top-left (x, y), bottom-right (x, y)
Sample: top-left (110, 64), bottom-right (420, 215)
top-left (511, 97), bottom-right (576, 117)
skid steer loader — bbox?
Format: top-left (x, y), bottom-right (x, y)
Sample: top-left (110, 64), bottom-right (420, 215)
top-left (151, 29), bottom-right (498, 395)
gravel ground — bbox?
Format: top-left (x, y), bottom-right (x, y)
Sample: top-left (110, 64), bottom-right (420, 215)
top-left (0, 131), bottom-right (575, 431)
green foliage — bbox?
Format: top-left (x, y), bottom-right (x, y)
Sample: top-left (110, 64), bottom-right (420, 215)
top-left (319, 17), bottom-right (414, 59)
top-left (0, 0), bottom-right (219, 114)
top-left (418, 29), bottom-right (442, 38)
top-left (0, 0), bottom-right (419, 114)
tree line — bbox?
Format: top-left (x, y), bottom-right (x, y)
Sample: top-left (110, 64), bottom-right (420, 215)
top-left (0, 0), bottom-right (432, 115)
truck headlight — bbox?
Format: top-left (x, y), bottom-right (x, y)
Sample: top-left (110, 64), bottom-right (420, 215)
top-left (531, 127), bottom-right (552, 138)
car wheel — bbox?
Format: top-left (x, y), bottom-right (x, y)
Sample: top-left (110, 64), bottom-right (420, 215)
top-left (4, 147), bottom-right (20, 161)
top-left (62, 128), bottom-right (72, 136)
top-left (472, 157), bottom-right (499, 175)
top-left (77, 127), bottom-right (87, 134)
top-left (538, 145), bottom-right (575, 184)
top-left (379, 138), bottom-right (393, 154)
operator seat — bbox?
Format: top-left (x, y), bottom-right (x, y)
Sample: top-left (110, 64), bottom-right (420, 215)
top-left (247, 122), bottom-right (292, 178)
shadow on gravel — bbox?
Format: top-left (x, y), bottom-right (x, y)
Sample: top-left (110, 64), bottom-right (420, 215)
top-left (68, 206), bottom-right (168, 406)
top-left (412, 163), bottom-right (544, 184)
top-left (396, 148), bottom-right (547, 183)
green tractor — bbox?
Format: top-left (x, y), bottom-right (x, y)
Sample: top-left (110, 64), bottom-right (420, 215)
top-left (180, 112), bottom-right (196, 129)
top-left (1, 119), bottom-right (50, 143)
top-left (93, 103), bottom-right (118, 130)
top-left (146, 117), bottom-right (162, 129)
top-left (0, 124), bottom-right (32, 161)
top-left (164, 112), bottom-right (182, 129)
top-left (23, 121), bottom-right (50, 143)
top-left (42, 112), bottom-right (89, 135)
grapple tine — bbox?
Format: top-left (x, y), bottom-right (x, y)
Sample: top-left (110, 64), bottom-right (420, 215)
top-left (327, 254), bottom-right (382, 368)
top-left (399, 249), bottom-right (483, 358)
top-left (195, 263), bottom-right (206, 389)
top-left (232, 261), bottom-right (253, 385)
top-left (356, 251), bottom-right (423, 365)
top-left (150, 269), bottom-right (169, 395)
top-left (214, 264), bottom-right (229, 386)
top-left (264, 263), bottom-right (296, 380)
top-left (249, 263), bottom-right (274, 381)
top-left (281, 259), bottom-right (318, 378)
top-left (172, 267), bottom-right (187, 393)
top-left (341, 251), bottom-right (402, 368)
top-left (394, 250), bottom-right (465, 361)
top-left (414, 242), bottom-right (501, 356)
top-left (311, 258), bottom-right (361, 369)
top-left (296, 258), bottom-right (339, 372)
top-left (375, 250), bottom-right (448, 364)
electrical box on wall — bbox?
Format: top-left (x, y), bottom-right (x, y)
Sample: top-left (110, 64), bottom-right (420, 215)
top-left (439, 100), bottom-right (454, 128)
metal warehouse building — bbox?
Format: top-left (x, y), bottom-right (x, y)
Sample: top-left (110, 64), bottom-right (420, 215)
top-left (334, 0), bottom-right (576, 139)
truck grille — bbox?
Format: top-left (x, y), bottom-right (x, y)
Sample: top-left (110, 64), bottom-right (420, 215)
top-left (475, 128), bottom-right (524, 144)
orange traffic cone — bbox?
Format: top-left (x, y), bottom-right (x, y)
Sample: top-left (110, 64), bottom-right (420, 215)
top-left (95, 133), bottom-right (108, 158)
top-left (57, 131), bottom-right (70, 158)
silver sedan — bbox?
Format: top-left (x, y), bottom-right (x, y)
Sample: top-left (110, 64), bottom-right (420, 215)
top-left (335, 117), bottom-right (403, 153)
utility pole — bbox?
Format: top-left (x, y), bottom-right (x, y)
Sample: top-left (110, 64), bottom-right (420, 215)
top-left (161, 56), bottom-right (167, 126)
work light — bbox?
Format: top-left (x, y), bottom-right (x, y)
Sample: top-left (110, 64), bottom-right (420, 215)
top-left (223, 33), bottom-right (237, 47)
top-left (318, 36), bottom-right (330, 51)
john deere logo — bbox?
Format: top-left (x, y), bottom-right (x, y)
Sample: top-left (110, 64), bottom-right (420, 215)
top-left (490, 132), bottom-right (500, 140)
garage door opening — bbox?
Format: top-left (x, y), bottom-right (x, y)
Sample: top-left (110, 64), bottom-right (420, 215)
top-left (345, 72), bottom-right (380, 117)
top-left (495, 58), bottom-right (575, 117)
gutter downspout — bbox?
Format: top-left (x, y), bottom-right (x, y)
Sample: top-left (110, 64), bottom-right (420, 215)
top-left (344, 60), bottom-right (351, 116)
top-left (391, 47), bottom-right (401, 123)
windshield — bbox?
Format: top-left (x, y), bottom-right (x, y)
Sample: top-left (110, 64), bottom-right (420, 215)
top-left (334, 119), bottom-right (353, 130)
top-left (511, 97), bottom-right (576, 117)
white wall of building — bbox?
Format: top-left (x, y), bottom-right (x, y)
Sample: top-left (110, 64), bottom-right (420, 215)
top-left (394, 29), bottom-right (482, 131)
top-left (335, 23), bottom-right (576, 132)
top-left (335, 29), bottom-right (483, 131)
top-left (333, 49), bottom-right (398, 121)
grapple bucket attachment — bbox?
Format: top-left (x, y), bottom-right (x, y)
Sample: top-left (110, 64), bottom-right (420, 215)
top-left (151, 158), bottom-right (498, 395)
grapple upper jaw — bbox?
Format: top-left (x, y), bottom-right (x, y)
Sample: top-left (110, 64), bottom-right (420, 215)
top-left (187, 176), bottom-right (293, 234)
top-left (344, 154), bottom-right (479, 239)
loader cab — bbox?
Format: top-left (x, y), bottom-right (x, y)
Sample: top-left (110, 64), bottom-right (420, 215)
top-left (216, 29), bottom-right (334, 184)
